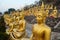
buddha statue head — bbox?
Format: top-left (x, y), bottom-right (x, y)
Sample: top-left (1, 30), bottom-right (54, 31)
top-left (46, 9), bottom-right (49, 17)
top-left (51, 6), bottom-right (57, 18)
top-left (19, 13), bottom-right (24, 19)
top-left (36, 12), bottom-right (44, 24)
top-left (53, 6), bottom-right (57, 13)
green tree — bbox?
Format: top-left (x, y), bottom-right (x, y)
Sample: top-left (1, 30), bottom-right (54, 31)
top-left (0, 13), bottom-right (9, 40)
top-left (8, 8), bottom-right (15, 14)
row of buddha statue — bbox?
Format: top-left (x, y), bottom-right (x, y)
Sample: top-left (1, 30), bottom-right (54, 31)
top-left (24, 2), bottom-right (58, 18)
top-left (4, 11), bottom-right (26, 40)
top-left (3, 2), bottom-right (58, 40)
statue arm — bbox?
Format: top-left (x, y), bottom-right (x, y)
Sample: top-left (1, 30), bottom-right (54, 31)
top-left (9, 24), bottom-right (13, 32)
top-left (6, 24), bottom-right (13, 34)
top-left (45, 28), bottom-right (51, 40)
top-left (19, 21), bottom-right (26, 31)
top-left (30, 34), bottom-right (33, 40)
top-left (23, 21), bottom-right (26, 30)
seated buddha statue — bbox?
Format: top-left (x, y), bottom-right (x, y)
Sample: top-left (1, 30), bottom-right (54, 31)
top-left (50, 7), bottom-right (57, 18)
top-left (10, 13), bottom-right (26, 40)
top-left (18, 13), bottom-right (26, 35)
top-left (30, 12), bottom-right (51, 40)
top-left (45, 9), bottom-right (49, 17)
top-left (5, 17), bottom-right (13, 35)
top-left (4, 14), bottom-right (11, 25)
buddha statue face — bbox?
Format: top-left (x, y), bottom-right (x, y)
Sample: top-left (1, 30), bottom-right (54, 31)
top-left (46, 10), bottom-right (49, 17)
top-left (53, 11), bottom-right (57, 15)
top-left (51, 10), bottom-right (57, 18)
top-left (36, 13), bottom-right (43, 23)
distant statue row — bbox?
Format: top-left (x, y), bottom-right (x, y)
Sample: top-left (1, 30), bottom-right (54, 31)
top-left (3, 2), bottom-right (58, 40)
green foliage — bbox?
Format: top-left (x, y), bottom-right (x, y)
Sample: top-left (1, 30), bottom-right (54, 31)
top-left (8, 8), bottom-right (15, 13)
top-left (0, 16), bottom-right (9, 40)
top-left (0, 32), bottom-right (9, 40)
top-left (0, 16), bottom-right (6, 32)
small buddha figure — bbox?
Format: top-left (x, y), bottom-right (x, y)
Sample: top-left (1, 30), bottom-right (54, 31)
top-left (28, 9), bottom-right (31, 15)
top-left (43, 9), bottom-right (49, 23)
top-left (45, 4), bottom-right (47, 9)
top-left (4, 13), bottom-right (11, 25)
top-left (50, 7), bottom-right (57, 18)
top-left (33, 7), bottom-right (37, 16)
top-left (50, 4), bottom-right (53, 9)
top-left (53, 7), bottom-right (57, 18)
top-left (5, 17), bottom-right (13, 35)
top-left (18, 13), bottom-right (26, 32)
top-left (34, 7), bottom-right (40, 16)
top-left (47, 4), bottom-right (50, 10)
top-left (45, 9), bottom-right (49, 17)
top-left (30, 13), bottom-right (51, 40)
top-left (10, 13), bottom-right (26, 40)
top-left (31, 8), bottom-right (34, 15)
top-left (6, 23), bottom-right (14, 35)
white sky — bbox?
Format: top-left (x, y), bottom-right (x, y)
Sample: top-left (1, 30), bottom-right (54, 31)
top-left (0, 0), bottom-right (39, 12)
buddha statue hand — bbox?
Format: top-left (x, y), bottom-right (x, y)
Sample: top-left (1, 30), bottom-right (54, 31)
top-left (13, 28), bottom-right (25, 38)
top-left (6, 28), bottom-right (12, 35)
top-left (6, 29), bottom-right (10, 35)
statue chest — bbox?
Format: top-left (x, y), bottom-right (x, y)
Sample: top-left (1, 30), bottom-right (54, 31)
top-left (33, 25), bottom-right (45, 37)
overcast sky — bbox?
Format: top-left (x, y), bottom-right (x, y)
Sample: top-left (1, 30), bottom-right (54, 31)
top-left (0, 0), bottom-right (39, 13)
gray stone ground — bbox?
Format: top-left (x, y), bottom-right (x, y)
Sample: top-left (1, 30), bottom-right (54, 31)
top-left (26, 23), bottom-right (32, 38)
top-left (51, 32), bottom-right (60, 40)
top-left (26, 23), bottom-right (60, 40)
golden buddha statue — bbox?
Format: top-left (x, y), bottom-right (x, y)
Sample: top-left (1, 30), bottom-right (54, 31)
top-left (4, 10), bottom-right (26, 40)
top-left (9, 12), bottom-right (26, 40)
top-left (50, 6), bottom-right (57, 18)
top-left (45, 4), bottom-right (47, 9)
top-left (30, 13), bottom-right (51, 40)
top-left (33, 7), bottom-right (39, 16)
top-left (47, 4), bottom-right (50, 10)
top-left (53, 7), bottom-right (57, 18)
top-left (31, 8), bottom-right (35, 15)
top-left (50, 4), bottom-right (53, 9)
top-left (6, 23), bottom-right (14, 35)
top-left (4, 15), bottom-right (14, 35)
top-left (45, 9), bottom-right (49, 17)
top-left (4, 14), bottom-right (12, 25)
top-left (19, 12), bottom-right (26, 34)
top-left (28, 9), bottom-right (31, 15)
